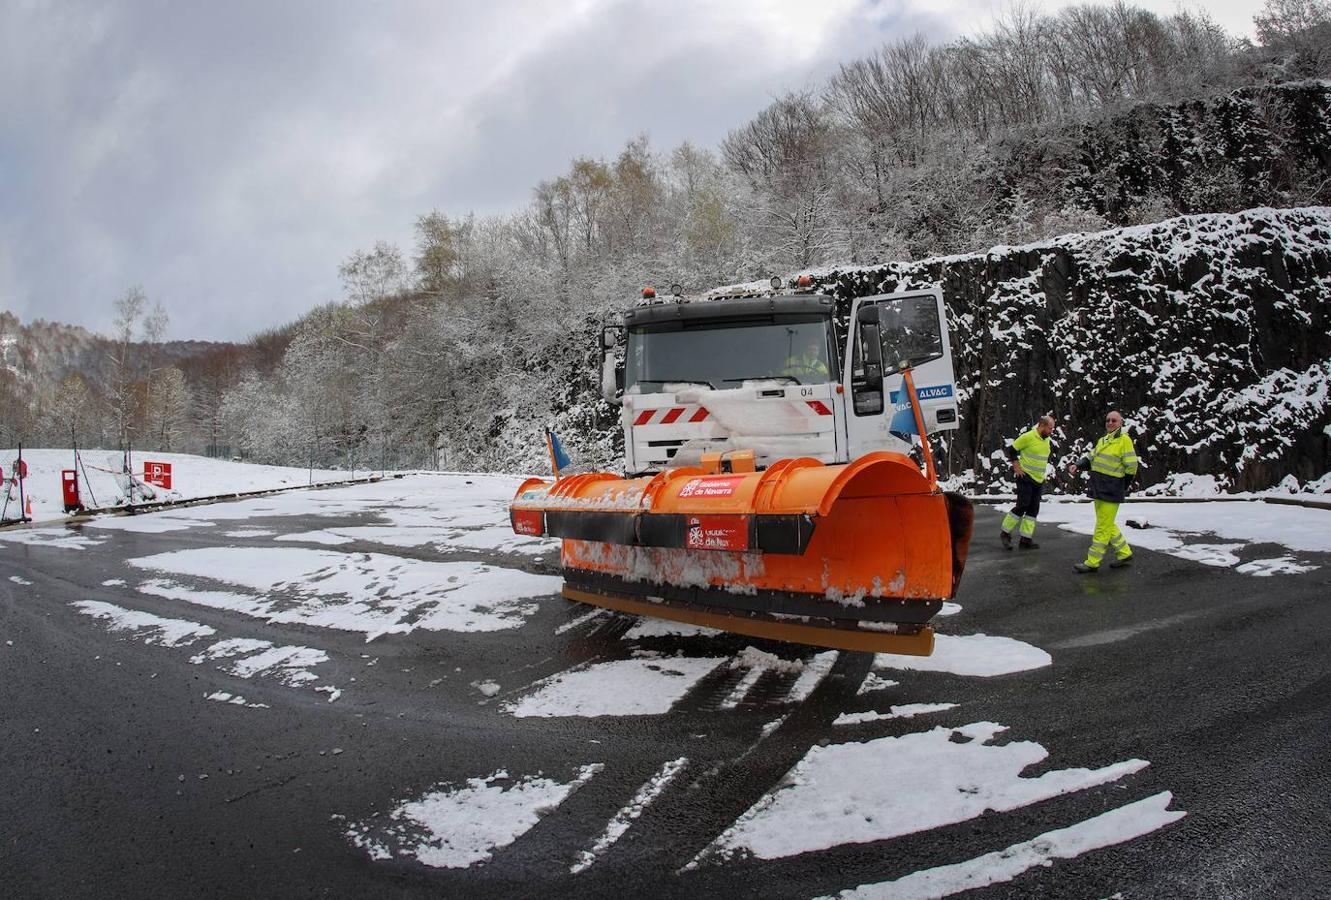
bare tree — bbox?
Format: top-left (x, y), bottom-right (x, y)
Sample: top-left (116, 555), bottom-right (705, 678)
top-left (106, 287), bottom-right (146, 447)
top-left (1255, 0), bottom-right (1331, 75)
top-left (340, 241), bottom-right (407, 305)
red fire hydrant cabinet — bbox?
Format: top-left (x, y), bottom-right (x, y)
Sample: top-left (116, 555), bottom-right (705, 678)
top-left (62, 469), bottom-right (83, 513)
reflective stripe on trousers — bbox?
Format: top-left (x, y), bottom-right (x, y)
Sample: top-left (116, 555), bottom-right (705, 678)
top-left (1084, 499), bottom-right (1132, 568)
top-left (1001, 512), bottom-right (1038, 538)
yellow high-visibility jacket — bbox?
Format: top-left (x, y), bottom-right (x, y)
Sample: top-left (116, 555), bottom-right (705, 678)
top-left (1008, 428), bottom-right (1051, 483)
top-left (1077, 428), bottom-right (1139, 502)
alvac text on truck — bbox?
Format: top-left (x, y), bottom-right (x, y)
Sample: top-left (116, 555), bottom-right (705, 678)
top-left (509, 276), bottom-right (974, 655)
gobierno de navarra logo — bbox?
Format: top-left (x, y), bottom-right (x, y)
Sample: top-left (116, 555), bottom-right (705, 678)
top-left (678, 476), bottom-right (742, 499)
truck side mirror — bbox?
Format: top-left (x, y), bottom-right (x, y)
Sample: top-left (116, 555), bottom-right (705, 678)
top-left (601, 353), bottom-right (623, 404)
top-left (599, 323), bottom-right (625, 404)
top-left (859, 315), bottom-right (884, 391)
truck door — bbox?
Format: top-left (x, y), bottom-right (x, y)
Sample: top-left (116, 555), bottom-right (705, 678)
top-left (842, 287), bottom-right (959, 459)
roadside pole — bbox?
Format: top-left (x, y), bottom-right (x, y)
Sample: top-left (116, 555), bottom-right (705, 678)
top-left (17, 442), bottom-right (28, 522)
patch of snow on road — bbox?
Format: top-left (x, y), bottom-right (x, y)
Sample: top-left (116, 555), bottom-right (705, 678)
top-left (136, 578), bottom-right (269, 618)
top-left (1173, 543), bottom-right (1244, 567)
top-left (571, 757), bottom-right (689, 874)
top-left (623, 617), bottom-right (724, 639)
top-left (349, 765), bottom-right (602, 869)
top-left (190, 637), bottom-right (329, 686)
top-left (937, 602), bottom-right (962, 617)
top-left (85, 514), bottom-right (216, 534)
top-left (857, 673), bottom-right (899, 695)
top-left (719, 647), bottom-right (824, 708)
top-left (555, 607), bottom-right (609, 635)
top-left (706, 722), bottom-right (1149, 862)
top-left (9, 575), bottom-right (32, 585)
top-left (1235, 556), bottom-right (1318, 576)
top-left (0, 528), bottom-right (102, 550)
top-left (506, 657), bottom-right (726, 717)
top-left (786, 651), bottom-right (839, 702)
top-left (274, 530), bottom-right (356, 546)
top-left (834, 703), bottom-right (957, 726)
top-left (876, 634), bottom-right (1050, 678)
top-left (72, 601), bottom-right (216, 647)
top-left (827, 791), bottom-right (1185, 899)
top-left (205, 691), bottom-right (268, 709)
top-left (101, 579), bottom-right (126, 587)
top-left (268, 475), bottom-right (555, 556)
top-left (128, 547), bottom-right (560, 639)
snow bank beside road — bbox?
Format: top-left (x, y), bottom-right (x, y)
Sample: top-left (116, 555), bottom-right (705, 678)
top-left (0, 448), bottom-right (348, 522)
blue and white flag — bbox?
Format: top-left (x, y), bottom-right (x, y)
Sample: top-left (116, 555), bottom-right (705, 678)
top-left (546, 428), bottom-right (572, 477)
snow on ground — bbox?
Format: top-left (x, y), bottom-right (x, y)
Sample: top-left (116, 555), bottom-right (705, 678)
top-left (555, 608), bottom-right (610, 635)
top-left (347, 765), bottom-right (602, 868)
top-left (128, 546), bottom-right (561, 640)
top-left (705, 722), bottom-right (1152, 863)
top-left (833, 703), bottom-right (958, 726)
top-left (786, 650), bottom-right (839, 702)
top-left (2, 462), bottom-right (558, 565)
top-left (0, 448), bottom-right (349, 522)
top-left (571, 757), bottom-right (689, 874)
top-left (623, 618), bottom-right (723, 639)
top-left (0, 527), bottom-right (103, 550)
top-left (506, 657), bottom-right (726, 717)
top-left (1236, 556), bottom-right (1318, 576)
top-left (875, 634), bottom-right (1052, 678)
top-left (79, 472), bottom-right (555, 558)
top-left (71, 599), bottom-right (336, 693)
top-left (1037, 498), bottom-right (1328, 574)
top-left (71, 600), bottom-right (216, 647)
top-left (857, 673), bottom-right (899, 695)
top-left (828, 791), bottom-right (1185, 899)
top-left (190, 637), bottom-right (329, 686)
top-left (205, 691), bottom-right (269, 709)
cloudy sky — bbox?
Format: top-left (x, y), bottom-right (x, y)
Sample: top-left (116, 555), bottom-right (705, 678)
top-left (1, 0), bottom-right (1264, 341)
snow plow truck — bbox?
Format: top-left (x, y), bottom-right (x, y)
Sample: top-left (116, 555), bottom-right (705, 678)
top-left (509, 277), bottom-right (973, 656)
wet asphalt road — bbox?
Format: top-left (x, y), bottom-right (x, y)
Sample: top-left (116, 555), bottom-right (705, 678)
top-left (2, 490), bottom-right (1330, 900)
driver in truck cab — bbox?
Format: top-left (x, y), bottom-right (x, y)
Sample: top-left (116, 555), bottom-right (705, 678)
top-left (784, 336), bottom-right (829, 382)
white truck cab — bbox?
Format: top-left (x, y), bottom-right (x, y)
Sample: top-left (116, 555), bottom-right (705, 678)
top-left (602, 284), bottom-right (959, 476)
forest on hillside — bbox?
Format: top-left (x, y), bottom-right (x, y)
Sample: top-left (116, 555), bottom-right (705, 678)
top-left (2, 0), bottom-right (1329, 488)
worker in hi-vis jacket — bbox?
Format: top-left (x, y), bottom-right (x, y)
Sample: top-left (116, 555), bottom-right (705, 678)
top-left (1000, 414), bottom-right (1056, 550)
top-left (1068, 409), bottom-right (1139, 573)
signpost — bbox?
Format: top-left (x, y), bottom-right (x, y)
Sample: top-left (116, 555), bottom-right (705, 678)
top-left (143, 461), bottom-right (173, 490)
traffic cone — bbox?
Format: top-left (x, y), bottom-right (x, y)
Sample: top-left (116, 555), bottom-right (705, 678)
top-left (25, 496), bottom-right (33, 518)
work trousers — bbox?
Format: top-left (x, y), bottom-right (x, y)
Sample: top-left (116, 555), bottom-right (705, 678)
top-left (1084, 499), bottom-right (1132, 568)
top-left (1001, 476), bottom-right (1043, 540)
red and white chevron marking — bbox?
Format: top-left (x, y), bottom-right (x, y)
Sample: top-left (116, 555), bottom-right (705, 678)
top-left (633, 407), bottom-right (711, 426)
top-left (632, 401), bottom-right (833, 427)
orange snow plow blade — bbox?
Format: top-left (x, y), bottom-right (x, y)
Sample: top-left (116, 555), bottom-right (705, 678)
top-left (511, 451), bottom-right (973, 656)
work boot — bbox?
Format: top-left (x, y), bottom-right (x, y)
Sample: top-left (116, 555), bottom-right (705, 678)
top-left (1110, 555), bottom-right (1134, 569)
top-left (1018, 538), bottom-right (1039, 550)
top-left (1000, 530), bottom-right (1012, 550)
top-left (1073, 563), bottom-right (1099, 574)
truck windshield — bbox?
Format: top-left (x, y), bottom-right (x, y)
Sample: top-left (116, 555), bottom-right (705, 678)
top-left (626, 318), bottom-right (834, 391)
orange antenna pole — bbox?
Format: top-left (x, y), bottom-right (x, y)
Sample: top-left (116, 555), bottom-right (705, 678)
top-left (901, 367), bottom-right (937, 490)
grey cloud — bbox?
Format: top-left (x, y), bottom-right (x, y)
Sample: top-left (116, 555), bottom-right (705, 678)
top-left (2, 0), bottom-right (954, 341)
